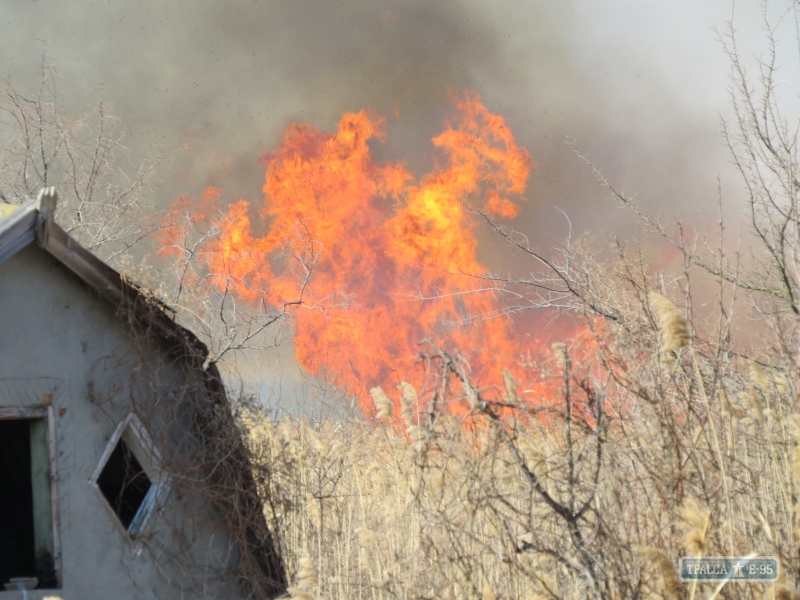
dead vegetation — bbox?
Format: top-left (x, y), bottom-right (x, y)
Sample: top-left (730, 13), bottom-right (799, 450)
top-left (0, 62), bottom-right (170, 260)
top-left (241, 4), bottom-right (800, 600)
top-left (245, 243), bottom-right (800, 599)
top-left (6, 3), bottom-right (800, 600)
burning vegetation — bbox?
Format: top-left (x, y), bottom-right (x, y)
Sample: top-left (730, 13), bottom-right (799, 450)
top-left (6, 3), bottom-right (800, 600)
top-left (158, 92), bottom-right (558, 417)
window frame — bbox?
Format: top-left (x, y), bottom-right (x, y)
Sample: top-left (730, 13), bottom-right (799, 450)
top-left (89, 413), bottom-right (170, 549)
top-left (0, 404), bottom-right (62, 590)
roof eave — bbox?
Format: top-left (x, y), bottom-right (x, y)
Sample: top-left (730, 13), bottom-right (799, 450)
top-left (0, 196), bottom-right (37, 264)
top-left (0, 188), bottom-right (210, 369)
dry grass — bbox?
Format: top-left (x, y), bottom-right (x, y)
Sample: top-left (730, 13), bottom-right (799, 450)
top-left (4, 7), bottom-right (798, 600)
top-left (240, 233), bottom-right (800, 599)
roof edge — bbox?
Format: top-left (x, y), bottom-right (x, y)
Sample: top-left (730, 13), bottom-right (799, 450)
top-left (1, 188), bottom-right (210, 368)
top-left (0, 196), bottom-right (37, 264)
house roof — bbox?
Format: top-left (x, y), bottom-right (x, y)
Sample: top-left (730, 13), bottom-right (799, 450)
top-left (0, 188), bottom-right (209, 368)
top-left (0, 188), bottom-right (288, 596)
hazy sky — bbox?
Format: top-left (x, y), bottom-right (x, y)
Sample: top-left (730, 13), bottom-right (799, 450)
top-left (1, 1), bottom-right (780, 235)
top-left (1, 0), bottom-right (793, 402)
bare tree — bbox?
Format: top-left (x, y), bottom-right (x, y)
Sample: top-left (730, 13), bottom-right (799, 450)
top-left (0, 63), bottom-right (319, 369)
top-left (331, 2), bottom-right (800, 598)
top-left (0, 62), bottom-right (170, 260)
top-left (154, 198), bottom-right (317, 365)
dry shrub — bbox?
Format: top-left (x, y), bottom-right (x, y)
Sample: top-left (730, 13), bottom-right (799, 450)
top-left (243, 233), bottom-right (800, 599)
top-left (0, 64), bottom-right (169, 260)
top-left (7, 5), bottom-right (800, 600)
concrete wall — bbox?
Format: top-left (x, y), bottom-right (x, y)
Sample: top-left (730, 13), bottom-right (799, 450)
top-left (0, 243), bottom-right (242, 599)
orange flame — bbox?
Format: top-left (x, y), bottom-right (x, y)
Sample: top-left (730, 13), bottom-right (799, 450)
top-left (162, 92), bottom-right (564, 416)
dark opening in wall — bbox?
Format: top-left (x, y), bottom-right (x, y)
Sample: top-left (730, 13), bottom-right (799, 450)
top-left (97, 438), bottom-right (152, 531)
top-left (0, 418), bottom-right (57, 589)
top-left (0, 420), bottom-right (34, 586)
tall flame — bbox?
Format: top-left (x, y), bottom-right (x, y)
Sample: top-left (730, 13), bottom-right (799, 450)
top-left (162, 92), bottom-right (557, 415)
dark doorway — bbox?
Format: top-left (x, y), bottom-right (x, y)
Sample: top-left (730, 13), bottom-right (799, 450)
top-left (97, 438), bottom-right (152, 531)
top-left (0, 417), bottom-right (57, 589)
top-left (0, 419), bottom-right (36, 587)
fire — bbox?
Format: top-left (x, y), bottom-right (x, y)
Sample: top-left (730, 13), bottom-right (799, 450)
top-left (162, 92), bottom-right (563, 416)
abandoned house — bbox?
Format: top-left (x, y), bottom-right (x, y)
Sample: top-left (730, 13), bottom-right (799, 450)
top-left (0, 189), bottom-right (287, 599)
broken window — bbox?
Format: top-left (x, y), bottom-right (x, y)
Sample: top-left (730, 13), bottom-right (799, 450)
top-left (0, 417), bottom-right (58, 590)
top-left (96, 438), bottom-right (152, 530)
top-left (90, 414), bottom-right (168, 539)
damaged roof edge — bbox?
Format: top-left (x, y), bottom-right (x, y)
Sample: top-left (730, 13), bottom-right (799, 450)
top-left (0, 188), bottom-right (210, 368)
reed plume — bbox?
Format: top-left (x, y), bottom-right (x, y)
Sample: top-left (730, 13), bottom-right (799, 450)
top-left (371, 386), bottom-right (393, 420)
top-left (648, 291), bottom-right (690, 352)
top-left (295, 554), bottom-right (317, 590)
top-left (502, 367), bottom-right (517, 405)
top-left (678, 498), bottom-right (710, 555)
top-left (356, 527), bottom-right (376, 546)
top-left (637, 548), bottom-right (681, 599)
top-left (398, 381), bottom-right (417, 427)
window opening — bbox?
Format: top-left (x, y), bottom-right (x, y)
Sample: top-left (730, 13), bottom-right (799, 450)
top-left (90, 414), bottom-right (167, 540)
top-left (96, 438), bottom-right (153, 531)
top-left (0, 418), bottom-right (57, 589)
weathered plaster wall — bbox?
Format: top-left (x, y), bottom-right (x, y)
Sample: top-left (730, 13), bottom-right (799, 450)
top-left (0, 243), bottom-right (240, 599)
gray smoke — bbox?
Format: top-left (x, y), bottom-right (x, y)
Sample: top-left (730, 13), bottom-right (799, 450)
top-left (0, 0), bottom-right (786, 403)
top-left (0, 0), bottom-right (757, 240)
